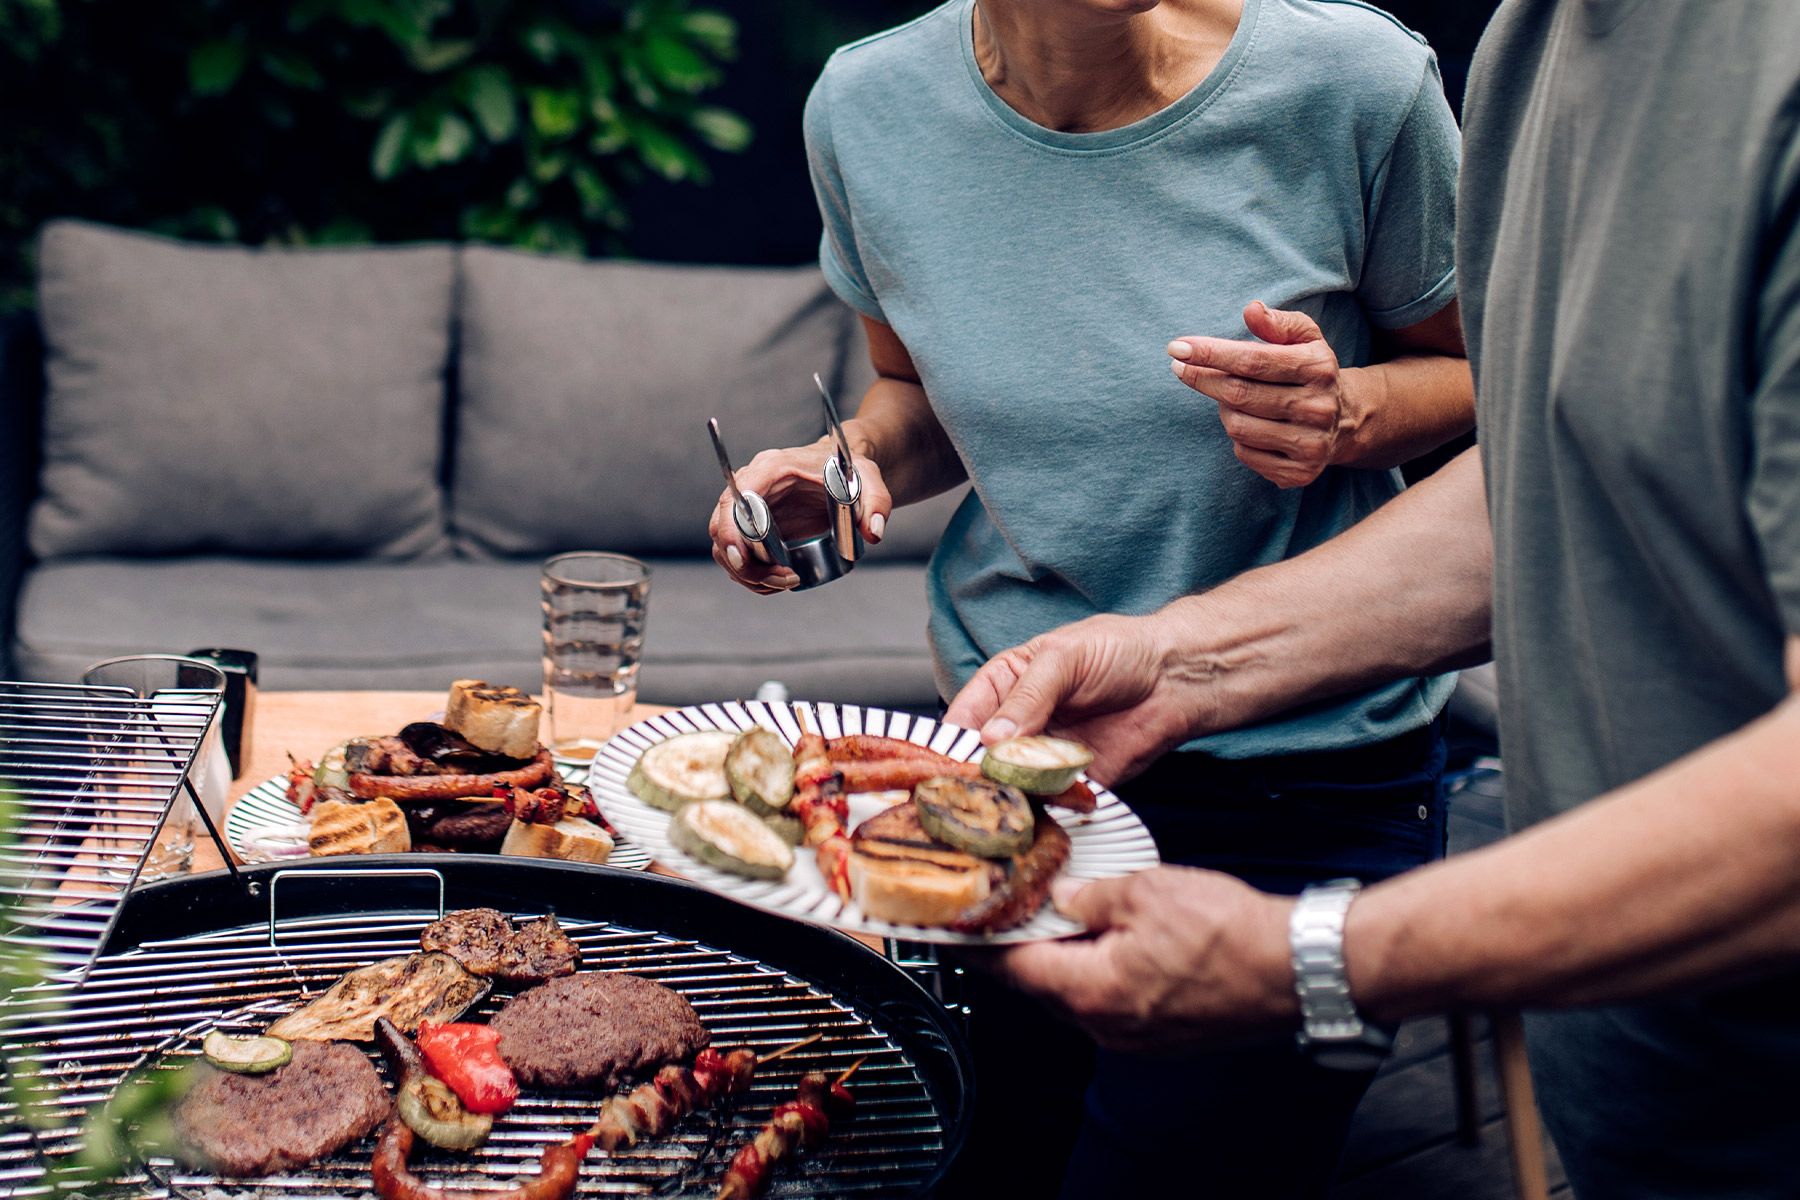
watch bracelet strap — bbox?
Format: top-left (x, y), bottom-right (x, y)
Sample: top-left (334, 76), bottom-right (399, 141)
top-left (1290, 878), bottom-right (1393, 1051)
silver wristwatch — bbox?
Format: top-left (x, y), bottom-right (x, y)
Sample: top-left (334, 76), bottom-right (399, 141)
top-left (1289, 878), bottom-right (1393, 1071)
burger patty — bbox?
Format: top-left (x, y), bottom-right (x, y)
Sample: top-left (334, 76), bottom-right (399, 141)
top-left (492, 972), bottom-right (710, 1091)
top-left (172, 1040), bottom-right (391, 1177)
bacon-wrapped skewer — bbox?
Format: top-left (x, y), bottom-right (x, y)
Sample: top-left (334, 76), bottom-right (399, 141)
top-left (716, 1058), bottom-right (863, 1200)
top-left (587, 1033), bottom-right (821, 1151)
top-left (792, 719), bottom-right (854, 898)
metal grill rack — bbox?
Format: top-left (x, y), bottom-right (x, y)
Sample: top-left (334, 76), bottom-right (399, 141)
top-left (0, 681), bottom-right (227, 984)
top-left (0, 858), bottom-right (970, 1198)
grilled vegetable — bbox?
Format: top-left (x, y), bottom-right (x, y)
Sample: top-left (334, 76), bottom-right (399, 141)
top-left (762, 812), bottom-right (805, 846)
top-left (913, 777), bottom-right (1035, 858)
top-left (398, 1075), bottom-right (493, 1151)
top-left (200, 1031), bottom-right (292, 1075)
top-left (671, 800), bottom-right (795, 880)
top-left (416, 1022), bottom-right (519, 1116)
top-left (266, 952), bottom-right (489, 1042)
top-left (314, 741), bottom-right (351, 792)
top-left (725, 727), bottom-right (796, 817)
top-left (628, 732), bottom-right (735, 812)
top-left (980, 736), bottom-right (1095, 795)
top-left (950, 805), bottom-right (1074, 935)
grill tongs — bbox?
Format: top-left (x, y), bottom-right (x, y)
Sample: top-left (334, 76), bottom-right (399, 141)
top-left (707, 372), bottom-right (864, 590)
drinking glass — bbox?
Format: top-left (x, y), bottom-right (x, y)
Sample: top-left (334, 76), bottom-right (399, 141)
top-left (80, 655), bottom-right (225, 881)
top-left (541, 553), bottom-right (652, 763)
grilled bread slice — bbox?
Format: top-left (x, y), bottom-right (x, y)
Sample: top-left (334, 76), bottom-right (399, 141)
top-left (309, 798), bottom-right (411, 857)
top-left (444, 680), bottom-right (541, 760)
top-left (500, 816), bottom-right (614, 864)
top-left (848, 803), bottom-right (993, 926)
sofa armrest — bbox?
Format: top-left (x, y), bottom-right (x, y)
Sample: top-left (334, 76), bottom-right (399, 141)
top-left (0, 311), bottom-right (43, 679)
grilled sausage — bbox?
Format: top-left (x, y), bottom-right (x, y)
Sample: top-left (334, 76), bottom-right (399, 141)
top-left (349, 748), bottom-right (554, 801)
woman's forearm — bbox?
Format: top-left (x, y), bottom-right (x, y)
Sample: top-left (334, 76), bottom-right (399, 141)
top-left (1334, 353), bottom-right (1475, 470)
top-left (843, 376), bottom-right (968, 507)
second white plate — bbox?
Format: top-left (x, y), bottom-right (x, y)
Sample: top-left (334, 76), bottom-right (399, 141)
top-left (588, 701), bottom-right (1161, 944)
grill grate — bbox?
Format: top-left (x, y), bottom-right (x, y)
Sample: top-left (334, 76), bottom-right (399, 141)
top-left (0, 904), bottom-right (958, 1197)
top-left (0, 681), bottom-right (224, 984)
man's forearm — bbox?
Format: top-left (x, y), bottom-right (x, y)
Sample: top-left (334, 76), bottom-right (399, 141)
top-left (1348, 685), bottom-right (1800, 1018)
top-left (1335, 354), bottom-right (1476, 470)
top-left (844, 377), bottom-right (967, 507)
top-left (1150, 446), bottom-right (1493, 736)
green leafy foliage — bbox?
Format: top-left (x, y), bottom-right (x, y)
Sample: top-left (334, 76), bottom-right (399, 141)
top-left (0, 0), bottom-right (749, 315)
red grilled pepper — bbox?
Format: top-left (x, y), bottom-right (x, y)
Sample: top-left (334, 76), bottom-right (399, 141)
top-left (416, 1022), bottom-right (518, 1116)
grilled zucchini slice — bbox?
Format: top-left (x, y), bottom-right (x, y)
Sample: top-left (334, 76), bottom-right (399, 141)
top-left (314, 741), bottom-right (351, 792)
top-left (980, 736), bottom-right (1095, 795)
top-left (627, 731), bottom-right (735, 812)
top-left (725, 726), bottom-right (796, 817)
top-left (913, 777), bottom-right (1035, 858)
top-left (202, 1031), bottom-right (292, 1075)
top-left (670, 799), bottom-right (795, 880)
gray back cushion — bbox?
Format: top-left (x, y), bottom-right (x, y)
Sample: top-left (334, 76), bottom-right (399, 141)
top-left (452, 247), bottom-right (858, 557)
top-left (30, 220), bottom-right (453, 560)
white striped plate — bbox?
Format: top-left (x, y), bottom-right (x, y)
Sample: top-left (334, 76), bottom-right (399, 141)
top-left (589, 701), bottom-right (1161, 944)
top-left (225, 763), bottom-right (654, 871)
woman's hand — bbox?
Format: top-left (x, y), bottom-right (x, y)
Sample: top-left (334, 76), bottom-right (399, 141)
top-left (1167, 301), bottom-right (1351, 489)
top-left (708, 435), bottom-right (892, 594)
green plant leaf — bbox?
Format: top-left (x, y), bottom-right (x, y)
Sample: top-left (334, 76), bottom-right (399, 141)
top-left (679, 10), bottom-right (737, 56)
top-left (689, 105), bottom-right (750, 152)
top-left (632, 121), bottom-right (707, 183)
top-left (642, 32), bottom-right (716, 93)
top-left (527, 87), bottom-right (582, 140)
top-left (407, 37), bottom-right (475, 73)
top-left (459, 64), bottom-right (516, 141)
top-left (410, 110), bottom-right (474, 168)
top-left (528, 147), bottom-right (569, 182)
top-left (259, 49), bottom-right (324, 90)
top-left (462, 201), bottom-right (518, 240)
top-left (521, 20), bottom-right (559, 64)
top-left (188, 40), bottom-right (246, 97)
top-left (504, 177), bottom-right (537, 210)
top-left (569, 162), bottom-right (612, 219)
top-left (371, 111), bottom-right (410, 179)
top-left (522, 216), bottom-right (585, 256)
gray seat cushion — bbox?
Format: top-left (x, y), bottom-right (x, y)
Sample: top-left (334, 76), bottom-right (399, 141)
top-left (13, 557), bottom-right (938, 710)
top-left (30, 221), bottom-right (454, 560)
top-left (453, 248), bottom-right (863, 559)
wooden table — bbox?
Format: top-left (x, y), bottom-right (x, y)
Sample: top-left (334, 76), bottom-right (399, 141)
top-left (195, 690), bottom-right (671, 873)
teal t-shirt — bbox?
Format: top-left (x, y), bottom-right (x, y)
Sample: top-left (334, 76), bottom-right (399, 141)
top-left (806, 0), bottom-right (1461, 756)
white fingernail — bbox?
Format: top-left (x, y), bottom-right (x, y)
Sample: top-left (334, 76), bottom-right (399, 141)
top-left (726, 545), bottom-right (744, 572)
top-left (869, 512), bottom-right (886, 541)
top-left (1167, 340), bottom-right (1193, 360)
top-left (983, 718), bottom-right (1018, 742)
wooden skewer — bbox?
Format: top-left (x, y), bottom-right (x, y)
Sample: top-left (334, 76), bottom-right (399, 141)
top-left (835, 1056), bottom-right (868, 1086)
top-left (757, 1032), bottom-right (822, 1065)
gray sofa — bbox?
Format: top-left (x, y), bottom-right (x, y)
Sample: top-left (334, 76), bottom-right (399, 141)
top-left (0, 220), bottom-right (964, 709)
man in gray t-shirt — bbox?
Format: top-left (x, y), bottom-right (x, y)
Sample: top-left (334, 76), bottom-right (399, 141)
top-left (941, 2), bottom-right (1800, 1195)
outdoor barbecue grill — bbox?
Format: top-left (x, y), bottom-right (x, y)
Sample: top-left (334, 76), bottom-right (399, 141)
top-left (0, 855), bottom-right (973, 1198)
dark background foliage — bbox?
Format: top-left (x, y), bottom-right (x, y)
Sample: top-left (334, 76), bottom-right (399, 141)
top-left (0, 0), bottom-right (1502, 314)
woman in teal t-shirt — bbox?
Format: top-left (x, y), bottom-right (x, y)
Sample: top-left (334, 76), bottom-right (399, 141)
top-left (707, 0), bottom-right (1471, 1196)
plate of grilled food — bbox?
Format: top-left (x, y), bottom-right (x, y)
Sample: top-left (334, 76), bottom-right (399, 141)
top-left (588, 701), bottom-right (1161, 944)
top-left (118, 906), bottom-right (906, 1198)
top-left (227, 680), bottom-right (651, 871)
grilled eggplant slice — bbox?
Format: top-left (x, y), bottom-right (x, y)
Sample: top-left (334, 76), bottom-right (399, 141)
top-left (980, 736), bottom-right (1095, 795)
top-left (265, 952), bottom-right (489, 1042)
top-left (914, 776), bottom-right (1035, 858)
top-left (725, 726), bottom-right (796, 817)
top-left (627, 731), bottom-right (735, 812)
top-left (670, 799), bottom-right (795, 880)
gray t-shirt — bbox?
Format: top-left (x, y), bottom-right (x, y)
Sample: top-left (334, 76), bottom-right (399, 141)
top-left (1464, 0), bottom-right (1800, 829)
top-left (1463, 3), bottom-right (1800, 1194)
top-left (807, 0), bottom-right (1462, 756)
